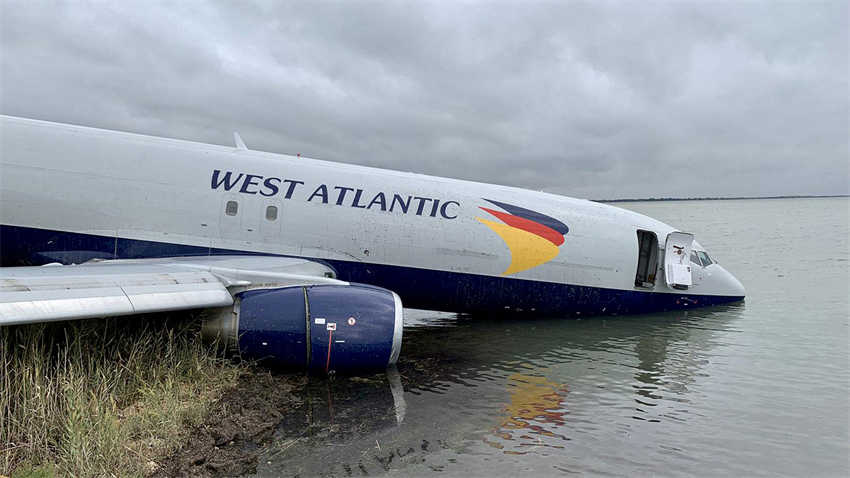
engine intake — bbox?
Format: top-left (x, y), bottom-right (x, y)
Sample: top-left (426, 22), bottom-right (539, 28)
top-left (202, 284), bottom-right (403, 374)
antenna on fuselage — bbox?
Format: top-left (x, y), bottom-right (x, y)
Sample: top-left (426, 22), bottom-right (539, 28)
top-left (233, 132), bottom-right (248, 151)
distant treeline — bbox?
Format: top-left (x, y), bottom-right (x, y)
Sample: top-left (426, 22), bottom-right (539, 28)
top-left (595, 194), bottom-right (849, 203)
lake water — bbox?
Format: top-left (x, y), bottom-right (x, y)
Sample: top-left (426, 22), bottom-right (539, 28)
top-left (253, 198), bottom-right (849, 477)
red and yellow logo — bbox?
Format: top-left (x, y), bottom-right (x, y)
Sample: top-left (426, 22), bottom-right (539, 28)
top-left (476, 199), bottom-right (569, 275)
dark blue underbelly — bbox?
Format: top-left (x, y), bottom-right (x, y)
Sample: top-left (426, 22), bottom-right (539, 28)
top-left (0, 224), bottom-right (743, 316)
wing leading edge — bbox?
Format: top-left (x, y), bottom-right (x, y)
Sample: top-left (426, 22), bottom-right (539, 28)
top-left (0, 256), bottom-right (344, 326)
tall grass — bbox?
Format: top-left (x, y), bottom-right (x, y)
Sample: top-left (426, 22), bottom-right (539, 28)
top-left (0, 314), bottom-right (243, 477)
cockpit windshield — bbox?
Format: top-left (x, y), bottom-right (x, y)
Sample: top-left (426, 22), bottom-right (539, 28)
top-left (690, 252), bottom-right (702, 267)
top-left (691, 250), bottom-right (715, 267)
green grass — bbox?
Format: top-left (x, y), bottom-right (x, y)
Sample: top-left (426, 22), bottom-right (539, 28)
top-left (0, 314), bottom-right (243, 477)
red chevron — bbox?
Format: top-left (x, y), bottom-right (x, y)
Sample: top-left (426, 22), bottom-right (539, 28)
top-left (479, 207), bottom-right (565, 246)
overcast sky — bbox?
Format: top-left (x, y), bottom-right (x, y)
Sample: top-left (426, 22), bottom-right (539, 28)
top-left (1, 1), bottom-right (847, 199)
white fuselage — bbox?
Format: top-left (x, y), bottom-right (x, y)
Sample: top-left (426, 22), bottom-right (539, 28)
top-left (0, 115), bottom-right (745, 316)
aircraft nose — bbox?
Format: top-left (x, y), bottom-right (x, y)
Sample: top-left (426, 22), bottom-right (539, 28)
top-left (718, 265), bottom-right (746, 299)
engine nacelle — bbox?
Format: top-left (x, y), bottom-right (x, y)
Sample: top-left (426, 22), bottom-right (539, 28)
top-left (202, 284), bottom-right (403, 374)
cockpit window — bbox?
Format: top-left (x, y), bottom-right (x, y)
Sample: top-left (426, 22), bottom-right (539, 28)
top-left (697, 251), bottom-right (713, 267)
top-left (690, 252), bottom-right (702, 266)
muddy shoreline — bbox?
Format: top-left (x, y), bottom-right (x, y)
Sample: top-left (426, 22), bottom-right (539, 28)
top-left (154, 370), bottom-right (307, 477)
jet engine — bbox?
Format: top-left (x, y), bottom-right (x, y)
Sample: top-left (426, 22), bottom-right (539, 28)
top-left (201, 284), bottom-right (403, 374)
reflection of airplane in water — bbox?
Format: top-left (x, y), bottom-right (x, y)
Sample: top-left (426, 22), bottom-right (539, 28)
top-left (484, 373), bottom-right (569, 454)
top-left (256, 305), bottom-right (744, 474)
top-left (401, 306), bottom-right (743, 455)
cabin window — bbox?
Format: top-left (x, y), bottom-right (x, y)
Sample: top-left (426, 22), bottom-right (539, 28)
top-left (265, 205), bottom-right (278, 221)
top-left (697, 251), bottom-right (713, 267)
top-left (635, 230), bottom-right (659, 288)
top-left (225, 200), bottom-right (238, 216)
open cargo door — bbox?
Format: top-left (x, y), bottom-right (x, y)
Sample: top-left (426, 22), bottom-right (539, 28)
top-left (664, 232), bottom-right (694, 290)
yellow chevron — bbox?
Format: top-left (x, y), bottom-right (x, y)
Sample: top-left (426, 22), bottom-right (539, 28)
top-left (477, 217), bottom-right (560, 275)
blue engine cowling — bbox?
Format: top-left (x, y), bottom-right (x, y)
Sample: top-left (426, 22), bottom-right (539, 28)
top-left (202, 284), bottom-right (403, 374)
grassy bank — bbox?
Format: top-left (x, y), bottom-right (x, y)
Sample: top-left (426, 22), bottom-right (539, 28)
top-left (0, 314), bottom-right (244, 477)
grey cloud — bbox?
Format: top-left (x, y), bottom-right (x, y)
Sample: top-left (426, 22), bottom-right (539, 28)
top-left (1, 0), bottom-right (847, 199)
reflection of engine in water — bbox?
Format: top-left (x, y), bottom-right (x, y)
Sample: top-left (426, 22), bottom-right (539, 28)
top-left (308, 366), bottom-right (405, 432)
top-left (270, 367), bottom-right (406, 453)
top-left (258, 368), bottom-right (409, 477)
top-left (314, 367), bottom-right (407, 426)
top-left (484, 372), bottom-right (569, 454)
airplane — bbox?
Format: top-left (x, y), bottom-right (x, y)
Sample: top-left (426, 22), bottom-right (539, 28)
top-left (0, 115), bottom-right (745, 374)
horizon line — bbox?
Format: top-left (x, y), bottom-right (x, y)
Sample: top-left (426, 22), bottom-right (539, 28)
top-left (594, 194), bottom-right (849, 203)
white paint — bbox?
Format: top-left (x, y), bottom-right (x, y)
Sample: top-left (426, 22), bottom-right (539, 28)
top-left (0, 115), bottom-right (746, 306)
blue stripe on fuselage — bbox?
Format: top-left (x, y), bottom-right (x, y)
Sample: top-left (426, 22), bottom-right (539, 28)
top-left (0, 224), bottom-right (742, 316)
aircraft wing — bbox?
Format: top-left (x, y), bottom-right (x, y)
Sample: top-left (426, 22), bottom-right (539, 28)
top-left (0, 255), bottom-right (344, 326)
